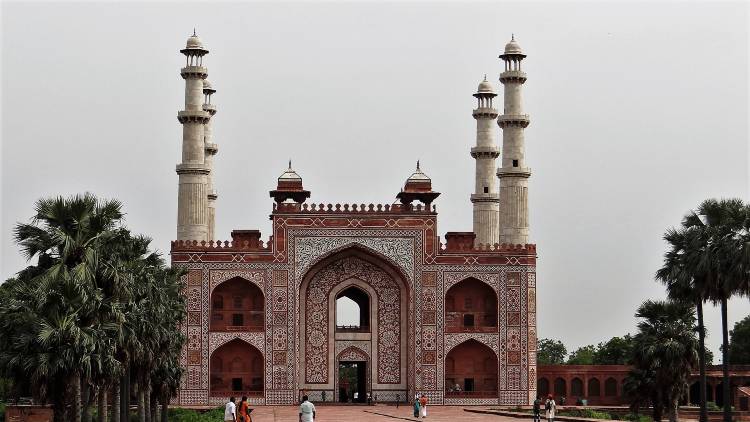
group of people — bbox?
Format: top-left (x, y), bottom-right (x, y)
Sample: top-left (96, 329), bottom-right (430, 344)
top-left (222, 392), bottom-right (555, 422)
top-left (533, 394), bottom-right (558, 422)
top-left (412, 393), bottom-right (429, 418)
top-left (223, 396), bottom-right (253, 422)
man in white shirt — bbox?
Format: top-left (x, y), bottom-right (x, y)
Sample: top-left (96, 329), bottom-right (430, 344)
top-left (299, 395), bottom-right (316, 422)
top-left (224, 397), bottom-right (237, 422)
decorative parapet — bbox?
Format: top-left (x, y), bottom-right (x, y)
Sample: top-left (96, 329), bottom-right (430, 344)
top-left (439, 234), bottom-right (536, 254)
top-left (171, 237), bottom-right (273, 252)
top-left (272, 202), bottom-right (436, 214)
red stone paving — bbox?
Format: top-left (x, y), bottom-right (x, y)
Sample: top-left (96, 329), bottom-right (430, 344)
top-left (243, 405), bottom-right (518, 422)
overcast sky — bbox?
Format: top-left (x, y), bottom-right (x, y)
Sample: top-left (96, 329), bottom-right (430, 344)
top-left (2, 1), bottom-right (748, 361)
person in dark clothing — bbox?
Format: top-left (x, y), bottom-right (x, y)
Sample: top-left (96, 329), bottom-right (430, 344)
top-left (533, 396), bottom-right (542, 422)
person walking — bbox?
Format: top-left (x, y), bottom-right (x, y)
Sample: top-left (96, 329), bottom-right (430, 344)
top-left (533, 396), bottom-right (542, 422)
top-left (224, 397), bottom-right (237, 422)
top-left (299, 395), bottom-right (316, 422)
top-left (238, 396), bottom-right (250, 422)
top-left (419, 394), bottom-right (428, 418)
top-left (545, 394), bottom-right (556, 422)
top-left (412, 395), bottom-right (421, 418)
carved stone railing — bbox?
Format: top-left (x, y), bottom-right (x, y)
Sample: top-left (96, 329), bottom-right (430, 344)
top-left (171, 238), bottom-right (273, 252)
top-left (273, 202), bottom-right (436, 214)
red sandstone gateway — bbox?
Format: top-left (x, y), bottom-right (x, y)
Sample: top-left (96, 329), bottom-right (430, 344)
top-left (172, 34), bottom-right (536, 407)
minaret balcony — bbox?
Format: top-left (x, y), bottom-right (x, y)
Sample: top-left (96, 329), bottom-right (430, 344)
top-left (180, 66), bottom-right (208, 79)
top-left (176, 163), bottom-right (210, 175)
top-left (470, 146), bottom-right (500, 159)
top-left (208, 190), bottom-right (218, 200)
top-left (499, 70), bottom-right (527, 83)
top-left (497, 166), bottom-right (531, 178)
top-left (497, 114), bottom-right (530, 128)
top-left (472, 107), bottom-right (499, 119)
top-left (205, 142), bottom-right (219, 154)
top-left (203, 103), bottom-right (217, 115)
top-left (178, 110), bottom-right (211, 124)
top-left (470, 193), bottom-right (500, 203)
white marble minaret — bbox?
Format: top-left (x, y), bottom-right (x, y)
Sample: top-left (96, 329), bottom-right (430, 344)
top-left (203, 80), bottom-right (218, 241)
top-left (176, 32), bottom-right (210, 242)
top-left (470, 76), bottom-right (501, 245)
top-left (497, 35), bottom-right (531, 245)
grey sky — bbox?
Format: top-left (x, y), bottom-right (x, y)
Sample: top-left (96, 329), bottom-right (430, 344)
top-left (2, 1), bottom-right (748, 360)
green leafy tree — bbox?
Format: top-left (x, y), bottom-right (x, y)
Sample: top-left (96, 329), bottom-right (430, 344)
top-left (728, 315), bottom-right (750, 364)
top-left (629, 300), bottom-right (699, 422)
top-left (567, 345), bottom-right (596, 365)
top-left (537, 338), bottom-right (567, 364)
top-left (593, 335), bottom-right (635, 365)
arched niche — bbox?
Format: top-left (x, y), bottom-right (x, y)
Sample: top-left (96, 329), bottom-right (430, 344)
top-left (209, 339), bottom-right (263, 397)
top-left (538, 378), bottom-right (550, 397)
top-left (445, 339), bottom-right (498, 397)
top-left (210, 276), bottom-right (265, 331)
top-left (588, 378), bottom-right (601, 396)
top-left (445, 278), bottom-right (498, 333)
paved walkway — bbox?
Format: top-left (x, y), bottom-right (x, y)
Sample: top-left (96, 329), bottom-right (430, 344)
top-left (244, 405), bottom-right (517, 422)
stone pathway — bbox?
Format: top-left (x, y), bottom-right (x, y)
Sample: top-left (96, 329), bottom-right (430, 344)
top-left (244, 405), bottom-right (518, 422)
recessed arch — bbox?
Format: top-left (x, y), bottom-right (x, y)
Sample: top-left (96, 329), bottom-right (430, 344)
top-left (571, 377), bottom-right (584, 397)
top-left (209, 338), bottom-right (263, 397)
top-left (554, 377), bottom-right (567, 396)
top-left (445, 277), bottom-right (497, 333)
top-left (444, 339), bottom-right (498, 397)
top-left (210, 276), bottom-right (264, 331)
top-left (299, 246), bottom-right (410, 390)
top-left (538, 378), bottom-right (550, 397)
top-left (588, 377), bottom-right (601, 396)
top-left (604, 377), bottom-right (618, 397)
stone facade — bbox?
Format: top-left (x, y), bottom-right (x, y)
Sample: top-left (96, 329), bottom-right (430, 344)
top-left (172, 205), bottom-right (537, 406)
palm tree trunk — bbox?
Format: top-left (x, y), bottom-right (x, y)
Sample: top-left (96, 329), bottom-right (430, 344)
top-left (721, 297), bottom-right (731, 422)
top-left (73, 372), bottom-right (83, 422)
top-left (138, 383), bottom-right (145, 422)
top-left (697, 301), bottom-right (708, 422)
top-left (111, 382), bottom-right (120, 422)
top-left (82, 383), bottom-right (92, 422)
top-left (149, 388), bottom-right (157, 422)
top-left (159, 393), bottom-right (169, 422)
top-left (98, 387), bottom-right (107, 422)
top-left (144, 383), bottom-right (151, 422)
top-left (121, 373), bottom-right (129, 422)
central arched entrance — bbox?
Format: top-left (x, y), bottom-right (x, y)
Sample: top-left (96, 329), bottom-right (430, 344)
top-left (299, 247), bottom-right (409, 403)
top-left (209, 339), bottom-right (264, 398)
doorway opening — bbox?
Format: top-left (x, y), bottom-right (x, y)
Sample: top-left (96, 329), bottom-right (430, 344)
top-left (338, 361), bottom-right (367, 403)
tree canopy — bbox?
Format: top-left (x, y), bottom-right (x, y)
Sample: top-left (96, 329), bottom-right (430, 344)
top-left (728, 314), bottom-right (750, 364)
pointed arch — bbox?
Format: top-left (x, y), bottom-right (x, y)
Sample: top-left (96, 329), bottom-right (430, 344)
top-left (210, 276), bottom-right (265, 331)
top-left (209, 338), bottom-right (264, 397)
top-left (445, 339), bottom-right (498, 397)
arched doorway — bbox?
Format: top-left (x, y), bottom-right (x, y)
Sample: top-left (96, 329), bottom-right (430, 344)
top-left (445, 278), bottom-right (497, 333)
top-left (209, 339), bottom-right (263, 397)
top-left (445, 339), bottom-right (498, 397)
top-left (588, 378), bottom-right (601, 397)
top-left (299, 248), bottom-right (409, 401)
top-left (538, 378), bottom-right (550, 397)
top-left (554, 378), bottom-right (567, 398)
top-left (210, 277), bottom-right (264, 331)
top-left (571, 378), bottom-right (584, 398)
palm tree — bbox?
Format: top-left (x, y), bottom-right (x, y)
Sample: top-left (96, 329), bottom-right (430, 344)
top-left (10, 194), bottom-right (124, 422)
top-left (657, 225), bottom-right (710, 422)
top-left (631, 300), bottom-right (698, 422)
top-left (678, 199), bottom-right (750, 422)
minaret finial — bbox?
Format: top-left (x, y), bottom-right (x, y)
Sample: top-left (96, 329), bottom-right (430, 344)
top-left (483, 74), bottom-right (487, 82)
top-left (511, 33), bottom-right (515, 41)
top-left (416, 160), bottom-right (420, 171)
top-left (193, 28), bottom-right (196, 36)
top-left (288, 159), bottom-right (292, 170)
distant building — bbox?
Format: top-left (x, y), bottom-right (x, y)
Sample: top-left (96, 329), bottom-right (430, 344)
top-left (171, 32), bottom-right (537, 406)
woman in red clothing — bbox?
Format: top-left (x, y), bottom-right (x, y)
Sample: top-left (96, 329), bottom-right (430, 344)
top-left (238, 396), bottom-right (251, 422)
